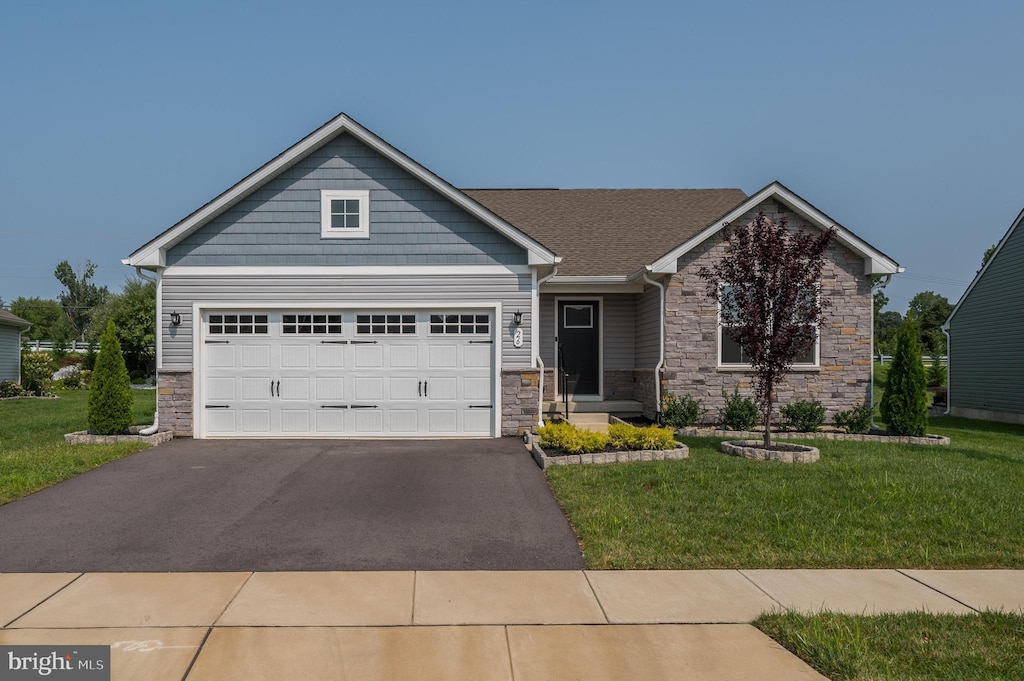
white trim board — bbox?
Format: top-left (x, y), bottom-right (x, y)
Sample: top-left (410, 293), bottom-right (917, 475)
top-left (128, 113), bottom-right (558, 268)
top-left (648, 181), bottom-right (902, 277)
top-left (162, 265), bottom-right (533, 277)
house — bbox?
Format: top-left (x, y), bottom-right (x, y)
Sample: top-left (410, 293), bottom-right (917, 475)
top-left (0, 309), bottom-right (31, 383)
top-left (126, 113), bottom-right (900, 439)
top-left (943, 207), bottom-right (1024, 424)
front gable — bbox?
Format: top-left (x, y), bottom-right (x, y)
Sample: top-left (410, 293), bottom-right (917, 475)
top-left (166, 132), bottom-right (528, 267)
top-left (128, 113), bottom-right (557, 269)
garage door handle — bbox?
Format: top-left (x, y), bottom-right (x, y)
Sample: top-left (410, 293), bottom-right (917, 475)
top-left (270, 379), bottom-right (275, 397)
top-left (205, 340), bottom-right (230, 344)
top-left (424, 381), bottom-right (428, 396)
top-left (418, 380), bottom-right (422, 396)
top-left (275, 380), bottom-right (280, 397)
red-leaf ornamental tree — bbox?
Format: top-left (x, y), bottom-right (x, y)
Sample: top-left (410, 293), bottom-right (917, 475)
top-left (698, 212), bottom-right (837, 448)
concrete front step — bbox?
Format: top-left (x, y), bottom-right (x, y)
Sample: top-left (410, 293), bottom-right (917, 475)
top-left (543, 400), bottom-right (642, 417)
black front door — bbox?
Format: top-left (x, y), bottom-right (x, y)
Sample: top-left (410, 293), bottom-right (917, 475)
top-left (557, 301), bottom-right (599, 396)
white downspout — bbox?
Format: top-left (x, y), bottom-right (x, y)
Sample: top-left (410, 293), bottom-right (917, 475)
top-left (134, 266), bottom-right (160, 435)
top-left (942, 327), bottom-right (951, 415)
top-left (643, 267), bottom-right (666, 422)
top-left (535, 263), bottom-right (559, 427)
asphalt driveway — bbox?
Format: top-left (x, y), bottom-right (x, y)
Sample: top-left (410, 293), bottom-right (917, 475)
top-left (0, 438), bottom-right (585, 572)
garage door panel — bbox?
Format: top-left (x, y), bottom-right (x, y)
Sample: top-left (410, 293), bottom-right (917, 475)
top-left (240, 377), bottom-right (271, 401)
top-left (315, 344), bottom-right (346, 368)
top-left (464, 345), bottom-right (491, 368)
top-left (464, 409), bottom-right (492, 434)
top-left (428, 345), bottom-right (458, 368)
top-left (207, 377), bottom-right (237, 401)
top-left (354, 409), bottom-right (384, 433)
top-left (464, 376), bottom-right (491, 401)
top-left (240, 345), bottom-right (270, 368)
top-left (389, 376), bottom-right (419, 401)
top-left (389, 410), bottom-right (418, 433)
top-left (315, 409), bottom-right (347, 433)
top-left (426, 376), bottom-right (457, 400)
top-left (315, 377), bottom-right (345, 401)
top-left (279, 377), bottom-right (309, 401)
top-left (389, 345), bottom-right (417, 368)
top-left (428, 410), bottom-right (457, 433)
top-left (206, 410), bottom-right (236, 433)
top-left (281, 410), bottom-right (310, 433)
top-left (354, 376), bottom-right (383, 401)
top-left (207, 345), bottom-right (236, 368)
top-left (280, 345), bottom-right (310, 368)
top-left (354, 345), bottom-right (383, 368)
top-left (241, 410), bottom-right (271, 433)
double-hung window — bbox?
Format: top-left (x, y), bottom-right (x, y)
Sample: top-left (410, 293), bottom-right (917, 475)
top-left (718, 284), bottom-right (819, 367)
top-left (320, 189), bottom-right (370, 239)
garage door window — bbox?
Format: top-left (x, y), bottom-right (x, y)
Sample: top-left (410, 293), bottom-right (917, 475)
top-left (283, 314), bottom-right (343, 335)
top-left (356, 314), bottom-right (416, 335)
top-left (430, 313), bottom-right (490, 335)
top-left (208, 314), bottom-right (268, 335)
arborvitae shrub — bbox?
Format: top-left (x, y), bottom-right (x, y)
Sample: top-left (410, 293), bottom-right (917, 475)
top-left (87, 321), bottom-right (134, 435)
top-left (879, 321), bottom-right (929, 437)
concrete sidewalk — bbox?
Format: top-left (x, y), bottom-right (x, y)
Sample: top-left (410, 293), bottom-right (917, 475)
top-left (2, 570), bottom-right (1022, 680)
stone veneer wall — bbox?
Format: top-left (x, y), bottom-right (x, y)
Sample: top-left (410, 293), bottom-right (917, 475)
top-left (501, 368), bottom-right (539, 436)
top-left (634, 369), bottom-right (660, 420)
top-left (603, 370), bottom-right (635, 401)
top-left (157, 369), bottom-right (194, 436)
top-left (662, 199), bottom-right (873, 422)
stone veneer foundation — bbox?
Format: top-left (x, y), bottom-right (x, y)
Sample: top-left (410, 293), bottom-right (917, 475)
top-left (501, 368), bottom-right (539, 436)
top-left (157, 369), bottom-right (194, 436)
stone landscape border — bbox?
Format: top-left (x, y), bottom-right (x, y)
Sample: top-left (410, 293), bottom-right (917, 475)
top-left (677, 427), bottom-right (950, 446)
top-left (525, 432), bottom-right (688, 469)
top-left (720, 440), bottom-right (820, 463)
top-left (64, 428), bottom-right (173, 446)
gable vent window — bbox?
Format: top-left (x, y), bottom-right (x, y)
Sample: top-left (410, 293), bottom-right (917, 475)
top-left (430, 314), bottom-right (490, 335)
top-left (283, 314), bottom-right (342, 335)
top-left (357, 314), bottom-right (416, 335)
top-left (209, 314), bottom-right (268, 335)
top-left (321, 189), bottom-right (370, 239)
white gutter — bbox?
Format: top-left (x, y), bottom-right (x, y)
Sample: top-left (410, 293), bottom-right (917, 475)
top-left (535, 263), bottom-right (559, 427)
top-left (643, 267), bottom-right (666, 422)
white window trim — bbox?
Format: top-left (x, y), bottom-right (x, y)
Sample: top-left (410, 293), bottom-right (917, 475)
top-left (716, 283), bottom-right (820, 370)
top-left (320, 189), bottom-right (370, 239)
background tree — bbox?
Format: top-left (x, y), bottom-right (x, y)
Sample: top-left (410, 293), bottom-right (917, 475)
top-left (879, 320), bottom-right (929, 436)
top-left (87, 321), bottom-right (134, 435)
top-left (906, 291), bottom-right (952, 357)
top-left (87, 277), bottom-right (156, 375)
top-left (872, 288), bottom-right (903, 356)
top-left (9, 297), bottom-right (71, 342)
top-left (54, 260), bottom-right (108, 342)
top-left (699, 212), bottom-right (836, 448)
top-left (979, 243), bottom-right (996, 273)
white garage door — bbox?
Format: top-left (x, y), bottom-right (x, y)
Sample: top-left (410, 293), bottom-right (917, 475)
top-left (200, 311), bottom-right (495, 437)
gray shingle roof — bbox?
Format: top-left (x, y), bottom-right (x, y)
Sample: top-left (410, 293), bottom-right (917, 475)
top-left (463, 188), bottom-right (748, 276)
top-left (0, 309), bottom-right (31, 328)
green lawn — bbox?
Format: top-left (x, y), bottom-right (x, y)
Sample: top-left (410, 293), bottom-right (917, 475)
top-left (755, 610), bottom-right (1024, 681)
top-left (0, 389), bottom-right (157, 505)
top-left (545, 416), bottom-right (1024, 569)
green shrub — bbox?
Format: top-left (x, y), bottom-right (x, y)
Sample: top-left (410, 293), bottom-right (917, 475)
top-left (129, 369), bottom-right (148, 385)
top-left (20, 350), bottom-right (55, 396)
top-left (720, 388), bottom-right (759, 431)
top-left (59, 367), bottom-right (86, 390)
top-left (879, 321), bottom-right (929, 437)
top-left (832, 404), bottom-right (873, 434)
top-left (0, 380), bottom-right (26, 398)
top-left (927, 356), bottom-right (946, 388)
top-left (781, 400), bottom-right (826, 432)
top-left (538, 421), bottom-right (609, 453)
top-left (661, 393), bottom-right (706, 428)
top-left (608, 423), bottom-right (677, 450)
top-left (87, 321), bottom-right (134, 435)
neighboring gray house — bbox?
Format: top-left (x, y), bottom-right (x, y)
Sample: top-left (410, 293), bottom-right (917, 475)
top-left (944, 207), bottom-right (1024, 424)
top-left (126, 113), bottom-right (900, 439)
top-left (0, 310), bottom-right (31, 383)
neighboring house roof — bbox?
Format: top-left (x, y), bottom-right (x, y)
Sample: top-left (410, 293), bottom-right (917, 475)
top-left (0, 309), bottom-right (31, 329)
top-left (646, 181), bottom-right (901, 276)
top-left (463, 188), bottom-right (747, 277)
top-left (944, 206), bottom-right (1024, 330)
top-left (127, 113), bottom-right (558, 268)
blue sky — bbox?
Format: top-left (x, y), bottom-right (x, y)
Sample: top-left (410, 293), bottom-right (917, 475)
top-left (1, 0), bottom-right (1021, 315)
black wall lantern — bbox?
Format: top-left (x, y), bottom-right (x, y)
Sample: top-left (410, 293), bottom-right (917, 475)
top-left (169, 310), bottom-right (182, 327)
top-left (512, 310), bottom-right (523, 325)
